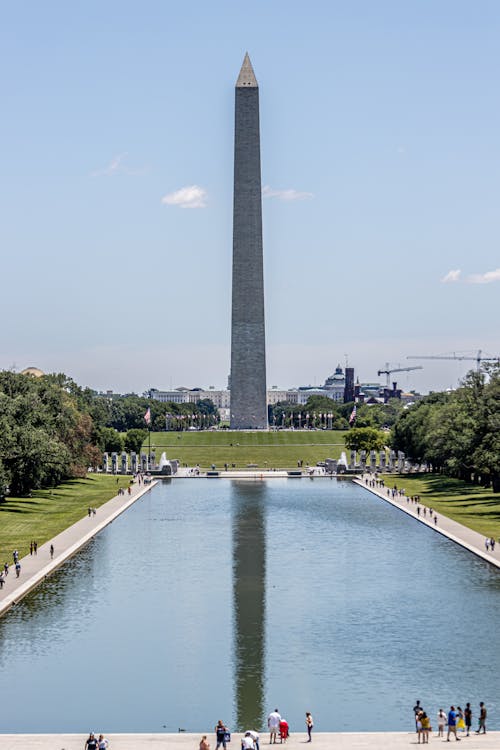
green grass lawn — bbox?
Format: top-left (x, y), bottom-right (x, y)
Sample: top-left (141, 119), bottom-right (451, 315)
top-left (0, 474), bottom-right (130, 562)
top-left (389, 473), bottom-right (500, 539)
top-left (146, 430), bottom-right (347, 469)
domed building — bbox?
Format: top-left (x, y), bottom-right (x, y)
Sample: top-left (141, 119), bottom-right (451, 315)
top-left (323, 365), bottom-right (346, 401)
top-left (20, 366), bottom-right (45, 378)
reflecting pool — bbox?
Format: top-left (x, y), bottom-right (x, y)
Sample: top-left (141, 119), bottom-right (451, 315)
top-left (0, 479), bottom-right (499, 733)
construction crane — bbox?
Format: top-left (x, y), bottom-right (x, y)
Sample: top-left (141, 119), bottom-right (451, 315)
top-left (377, 364), bottom-right (423, 387)
top-left (407, 350), bottom-right (500, 372)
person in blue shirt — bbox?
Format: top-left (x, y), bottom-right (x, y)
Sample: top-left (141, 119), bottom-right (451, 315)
top-left (447, 706), bottom-right (461, 741)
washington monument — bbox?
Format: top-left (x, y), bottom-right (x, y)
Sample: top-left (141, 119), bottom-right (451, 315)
top-left (230, 53), bottom-right (268, 430)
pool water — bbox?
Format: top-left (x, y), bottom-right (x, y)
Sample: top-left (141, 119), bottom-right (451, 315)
top-left (0, 478), bottom-right (498, 733)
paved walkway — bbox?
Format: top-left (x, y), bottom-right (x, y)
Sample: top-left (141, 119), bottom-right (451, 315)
top-left (354, 476), bottom-right (500, 570)
top-left (0, 732), bottom-right (497, 750)
top-left (0, 479), bottom-right (157, 617)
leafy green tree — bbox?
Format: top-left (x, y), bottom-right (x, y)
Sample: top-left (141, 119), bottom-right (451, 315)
top-left (196, 398), bottom-right (218, 416)
top-left (391, 365), bottom-right (500, 490)
top-left (124, 428), bottom-right (147, 454)
top-left (6, 427), bottom-right (71, 496)
top-left (344, 427), bottom-right (386, 452)
top-left (0, 458), bottom-right (8, 498)
top-left (97, 427), bottom-right (124, 453)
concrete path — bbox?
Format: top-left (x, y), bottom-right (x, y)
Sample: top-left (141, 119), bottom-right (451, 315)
top-left (0, 479), bottom-right (157, 617)
top-left (0, 732), bottom-right (497, 750)
top-left (354, 476), bottom-right (500, 570)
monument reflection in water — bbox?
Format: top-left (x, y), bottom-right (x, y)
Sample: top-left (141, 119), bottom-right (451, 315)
top-left (232, 481), bottom-right (266, 730)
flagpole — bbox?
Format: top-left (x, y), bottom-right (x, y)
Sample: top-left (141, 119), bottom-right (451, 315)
top-left (144, 406), bottom-right (152, 469)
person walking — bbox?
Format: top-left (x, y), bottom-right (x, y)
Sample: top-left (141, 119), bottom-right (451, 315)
top-left (268, 709), bottom-right (281, 744)
top-left (475, 702), bottom-right (487, 734)
top-left (420, 712), bottom-right (431, 744)
top-left (447, 706), bottom-right (461, 741)
top-left (413, 701), bottom-right (423, 733)
top-left (200, 736), bottom-right (211, 750)
top-left (278, 718), bottom-right (289, 744)
top-left (464, 704), bottom-right (472, 737)
top-left (97, 735), bottom-right (109, 749)
top-left (457, 707), bottom-right (465, 733)
top-left (416, 712), bottom-right (423, 744)
top-left (437, 708), bottom-right (447, 738)
top-left (0, 571), bottom-right (4, 589)
top-left (50, 544), bottom-right (54, 559)
top-left (84, 732), bottom-right (98, 750)
top-left (215, 720), bottom-right (228, 750)
top-left (15, 561), bottom-right (21, 578)
top-left (4, 562), bottom-right (8, 576)
top-left (306, 712), bottom-right (314, 742)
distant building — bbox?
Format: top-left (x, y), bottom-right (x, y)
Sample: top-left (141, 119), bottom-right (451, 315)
top-left (344, 367), bottom-right (355, 403)
top-left (295, 364), bottom-right (353, 404)
top-left (323, 365), bottom-right (346, 402)
top-left (20, 366), bottom-right (44, 377)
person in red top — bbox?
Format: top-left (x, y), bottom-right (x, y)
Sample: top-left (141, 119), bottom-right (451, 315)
top-left (279, 719), bottom-right (289, 743)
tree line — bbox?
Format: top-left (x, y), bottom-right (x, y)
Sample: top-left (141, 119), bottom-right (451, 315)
top-left (392, 365), bottom-right (500, 491)
top-left (0, 372), bottom-right (218, 496)
top-left (1, 365), bottom-right (498, 496)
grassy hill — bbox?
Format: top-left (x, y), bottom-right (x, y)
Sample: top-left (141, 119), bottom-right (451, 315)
top-left (145, 430), bottom-right (347, 469)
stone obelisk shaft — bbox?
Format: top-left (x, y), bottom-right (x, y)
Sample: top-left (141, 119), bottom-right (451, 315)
top-left (230, 54), bottom-right (267, 430)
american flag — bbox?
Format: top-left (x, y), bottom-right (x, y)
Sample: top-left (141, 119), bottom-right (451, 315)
top-left (349, 405), bottom-right (357, 425)
top-left (144, 407), bottom-right (151, 425)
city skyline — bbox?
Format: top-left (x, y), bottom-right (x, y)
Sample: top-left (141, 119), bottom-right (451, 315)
top-left (1, 1), bottom-right (499, 395)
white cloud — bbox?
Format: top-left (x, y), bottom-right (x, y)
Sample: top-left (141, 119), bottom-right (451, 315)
top-left (161, 185), bottom-right (208, 209)
top-left (262, 185), bottom-right (314, 201)
top-left (467, 268), bottom-right (500, 284)
top-left (91, 153), bottom-right (128, 177)
top-left (91, 153), bottom-right (148, 177)
top-left (441, 269), bottom-right (461, 283)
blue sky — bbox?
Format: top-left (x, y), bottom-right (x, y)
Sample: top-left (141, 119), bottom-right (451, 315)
top-left (1, 0), bottom-right (499, 394)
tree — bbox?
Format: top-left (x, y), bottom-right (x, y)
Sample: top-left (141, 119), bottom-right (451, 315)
top-left (6, 427), bottom-right (71, 496)
top-left (124, 428), bottom-right (147, 454)
top-left (390, 365), bottom-right (500, 489)
top-left (0, 458), bottom-right (8, 498)
top-left (344, 427), bottom-right (386, 452)
top-left (97, 427), bottom-right (124, 453)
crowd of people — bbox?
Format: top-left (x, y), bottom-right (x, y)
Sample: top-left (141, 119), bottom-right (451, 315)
top-left (413, 700), bottom-right (487, 743)
top-left (202, 710), bottom-right (313, 750)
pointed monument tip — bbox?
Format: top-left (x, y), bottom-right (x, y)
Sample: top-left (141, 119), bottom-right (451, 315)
top-left (236, 52), bottom-right (258, 88)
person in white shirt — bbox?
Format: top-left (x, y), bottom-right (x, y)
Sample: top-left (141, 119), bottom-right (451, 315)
top-left (268, 710), bottom-right (281, 744)
top-left (437, 709), bottom-right (447, 738)
top-left (246, 731), bottom-right (260, 750)
top-left (241, 736), bottom-right (254, 750)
